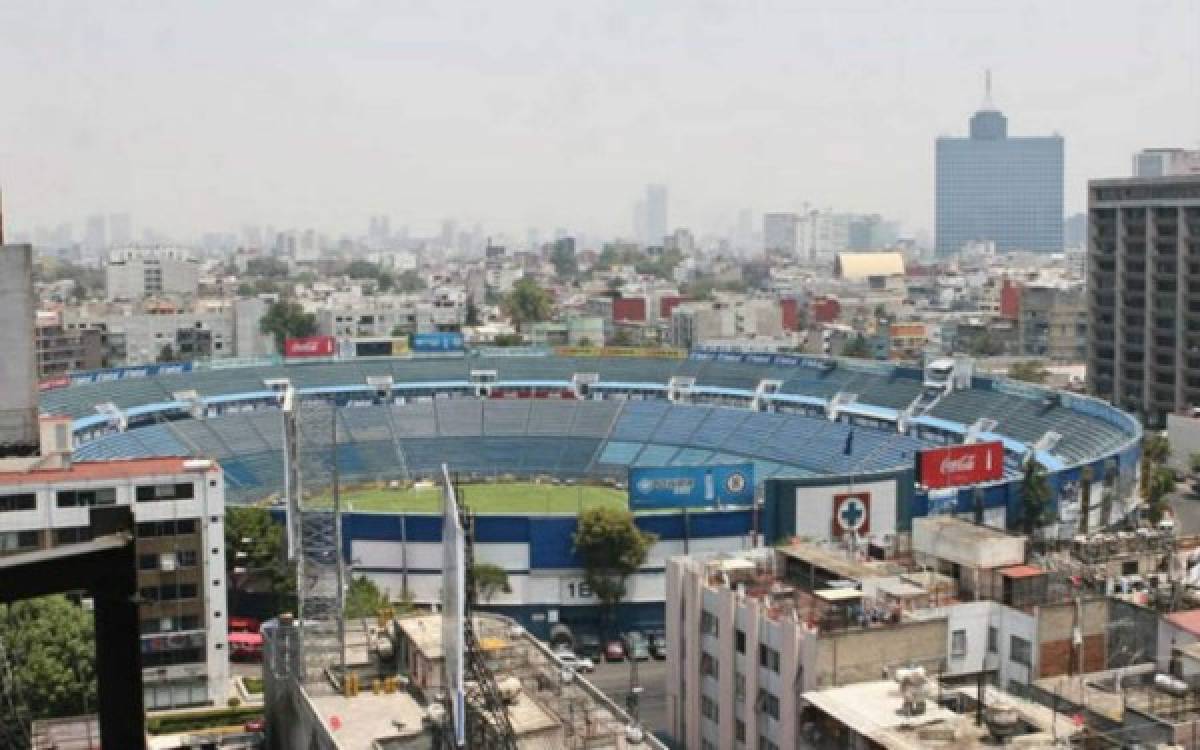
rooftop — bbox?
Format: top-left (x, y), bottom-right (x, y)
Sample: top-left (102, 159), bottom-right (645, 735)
top-left (306, 688), bottom-right (427, 748)
top-left (1166, 609), bottom-right (1200, 637)
top-left (0, 456), bottom-right (209, 486)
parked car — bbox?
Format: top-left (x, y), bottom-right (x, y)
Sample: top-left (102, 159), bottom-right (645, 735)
top-left (623, 631), bottom-right (650, 661)
top-left (648, 632), bottom-right (667, 660)
top-left (604, 639), bottom-right (626, 662)
top-left (554, 651), bottom-right (595, 673)
top-left (577, 633), bottom-right (603, 661)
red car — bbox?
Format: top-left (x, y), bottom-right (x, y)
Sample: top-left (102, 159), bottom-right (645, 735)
top-left (243, 717), bottom-right (265, 733)
top-left (604, 639), bottom-right (626, 662)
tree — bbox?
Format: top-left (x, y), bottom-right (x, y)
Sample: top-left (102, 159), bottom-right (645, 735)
top-left (396, 270), bottom-right (426, 293)
top-left (491, 333), bottom-right (524, 347)
top-left (472, 563), bottom-right (511, 603)
top-left (259, 299), bottom-right (317, 352)
top-left (1007, 360), bottom-right (1050, 384)
top-left (1143, 433), bottom-right (1171, 466)
top-left (1079, 466), bottom-right (1093, 534)
top-left (610, 328), bottom-right (635, 347)
top-left (841, 334), bottom-right (870, 359)
top-left (157, 344), bottom-right (177, 363)
top-left (1145, 465), bottom-right (1177, 524)
top-left (465, 299), bottom-right (482, 326)
top-left (1019, 461), bottom-right (1052, 535)
top-left (502, 277), bottom-right (552, 326)
top-left (225, 506), bottom-right (294, 607)
top-left (1190, 451), bottom-right (1200, 477)
top-left (344, 576), bottom-right (389, 619)
top-left (345, 260), bottom-right (382, 279)
top-left (245, 257), bottom-right (290, 278)
top-left (572, 508), bottom-right (656, 631)
top-left (967, 330), bottom-right (1003, 357)
top-left (0, 596), bottom-right (96, 723)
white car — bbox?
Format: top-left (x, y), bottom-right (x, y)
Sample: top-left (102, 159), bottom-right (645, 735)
top-left (554, 651), bottom-right (595, 673)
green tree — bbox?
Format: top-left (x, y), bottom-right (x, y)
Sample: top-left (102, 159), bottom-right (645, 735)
top-left (345, 260), bottom-right (382, 279)
top-left (259, 299), bottom-right (317, 353)
top-left (472, 563), bottom-right (511, 603)
top-left (157, 343), bottom-right (177, 363)
top-left (1145, 465), bottom-right (1177, 524)
top-left (610, 328), bottom-right (635, 347)
top-left (1007, 360), bottom-right (1050, 384)
top-left (967, 331), bottom-right (1003, 357)
top-left (1190, 451), bottom-right (1200, 476)
top-left (841, 334), bottom-right (870, 359)
top-left (225, 506), bottom-right (295, 610)
top-left (0, 596), bottom-right (96, 723)
top-left (572, 508), bottom-right (656, 632)
top-left (502, 277), bottom-right (552, 326)
top-left (396, 270), bottom-right (426, 293)
top-left (491, 333), bottom-right (524, 347)
top-left (1143, 433), bottom-right (1171, 466)
top-left (344, 576), bottom-right (389, 619)
top-left (1079, 466), bottom-right (1093, 534)
top-left (245, 257), bottom-right (290, 278)
top-left (465, 300), bottom-right (482, 326)
top-left (1020, 461), bottom-right (1052, 535)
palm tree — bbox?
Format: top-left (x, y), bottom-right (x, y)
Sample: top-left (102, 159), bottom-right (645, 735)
top-left (1020, 461), bottom-right (1052, 536)
top-left (1079, 466), bottom-right (1093, 534)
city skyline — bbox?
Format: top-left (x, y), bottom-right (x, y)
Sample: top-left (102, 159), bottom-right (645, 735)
top-left (0, 1), bottom-right (1197, 242)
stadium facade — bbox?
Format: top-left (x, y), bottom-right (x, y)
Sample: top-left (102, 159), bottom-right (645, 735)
top-left (43, 351), bottom-right (1142, 637)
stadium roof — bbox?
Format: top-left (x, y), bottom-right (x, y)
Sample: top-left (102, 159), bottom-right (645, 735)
top-left (834, 252), bottom-right (905, 281)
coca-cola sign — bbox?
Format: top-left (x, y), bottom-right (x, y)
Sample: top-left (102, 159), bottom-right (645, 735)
top-left (284, 335), bottom-right (336, 358)
top-left (917, 441), bottom-right (1004, 489)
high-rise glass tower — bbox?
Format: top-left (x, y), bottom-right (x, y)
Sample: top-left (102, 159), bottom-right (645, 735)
top-left (935, 75), bottom-right (1063, 256)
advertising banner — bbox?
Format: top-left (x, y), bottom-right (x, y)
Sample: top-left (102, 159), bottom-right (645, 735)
top-left (916, 441), bottom-right (1004, 489)
top-left (38, 375), bottom-right (71, 391)
top-left (628, 463), bottom-right (755, 510)
top-left (284, 335), bottom-right (336, 358)
top-left (553, 345), bottom-right (684, 359)
top-left (411, 332), bottom-right (465, 352)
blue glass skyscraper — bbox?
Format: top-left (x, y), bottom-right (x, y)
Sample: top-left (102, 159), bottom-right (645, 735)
top-left (935, 83), bottom-right (1063, 256)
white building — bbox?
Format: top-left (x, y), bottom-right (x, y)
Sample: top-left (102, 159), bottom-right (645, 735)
top-left (0, 421), bottom-right (229, 710)
top-left (670, 298), bottom-right (786, 349)
top-left (105, 248), bottom-right (201, 301)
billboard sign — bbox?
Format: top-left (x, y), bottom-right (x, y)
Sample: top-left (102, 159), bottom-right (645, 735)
top-left (38, 375), bottom-right (71, 391)
top-left (354, 338), bottom-right (410, 358)
top-left (411, 332), bottom-right (465, 352)
top-left (628, 463), bottom-right (755, 510)
top-left (916, 441), bottom-right (1004, 489)
top-left (832, 492), bottom-right (870, 536)
top-left (284, 335), bottom-right (336, 358)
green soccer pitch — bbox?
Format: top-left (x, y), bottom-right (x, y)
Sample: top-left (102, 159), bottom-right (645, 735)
top-left (310, 480), bottom-right (629, 514)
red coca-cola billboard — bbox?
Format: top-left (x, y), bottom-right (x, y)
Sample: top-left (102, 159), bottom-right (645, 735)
top-left (916, 441), bottom-right (1004, 489)
top-left (284, 335), bottom-right (336, 358)
top-left (38, 375), bottom-right (71, 391)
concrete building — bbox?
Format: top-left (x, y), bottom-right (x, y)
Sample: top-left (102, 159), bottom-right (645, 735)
top-left (665, 550), bottom-right (948, 750)
top-left (1016, 281), bottom-right (1087, 362)
top-left (935, 81), bottom-right (1064, 255)
top-left (1086, 174), bottom-right (1200, 425)
top-left (796, 209), bottom-right (849, 264)
top-left (35, 310), bottom-right (108, 377)
top-left (1133, 148), bottom-right (1200, 178)
top-left (0, 428), bottom-right (229, 710)
top-left (762, 213), bottom-right (798, 256)
top-left (0, 243), bottom-right (40, 455)
top-left (670, 298), bottom-right (786, 349)
top-left (105, 248), bottom-right (201, 301)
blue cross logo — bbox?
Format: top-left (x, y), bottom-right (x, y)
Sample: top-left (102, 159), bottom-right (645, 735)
top-left (839, 499), bottom-right (866, 530)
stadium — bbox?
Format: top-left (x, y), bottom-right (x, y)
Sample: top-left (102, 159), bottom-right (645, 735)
top-left (45, 349), bottom-right (1143, 637)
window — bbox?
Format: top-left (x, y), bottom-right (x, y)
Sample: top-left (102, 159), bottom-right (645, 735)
top-left (136, 483), bottom-right (195, 502)
top-left (139, 583), bottom-right (198, 603)
top-left (54, 527), bottom-right (93, 545)
top-left (137, 519), bottom-right (197, 537)
top-left (988, 626), bottom-right (998, 654)
top-left (734, 671), bottom-right (746, 699)
top-left (700, 610), bottom-right (719, 637)
top-left (701, 695), bottom-right (718, 722)
top-left (736, 629), bottom-right (746, 654)
top-left (0, 493), bottom-right (36, 513)
top-left (176, 550), bottom-right (198, 568)
top-left (735, 719), bottom-right (746, 743)
top-left (951, 630), bottom-right (967, 659)
top-left (756, 689), bottom-right (779, 720)
top-left (700, 652), bottom-right (719, 679)
top-left (56, 488), bottom-right (116, 508)
top-left (758, 645), bottom-right (780, 673)
top-left (0, 531), bottom-right (39, 552)
top-left (757, 738), bottom-right (780, 750)
top-left (139, 554), bottom-right (160, 571)
top-left (1010, 636), bottom-right (1032, 667)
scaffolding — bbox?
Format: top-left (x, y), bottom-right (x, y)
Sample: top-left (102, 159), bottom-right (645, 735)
top-left (283, 391), bottom-right (346, 685)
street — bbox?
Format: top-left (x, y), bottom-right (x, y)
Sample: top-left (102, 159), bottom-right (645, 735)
top-left (585, 658), bottom-right (669, 737)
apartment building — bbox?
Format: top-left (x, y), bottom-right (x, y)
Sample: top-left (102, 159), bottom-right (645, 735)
top-left (1016, 281), bottom-right (1087, 362)
top-left (670, 298), bottom-right (786, 349)
top-left (106, 247), bottom-right (201, 301)
top-left (35, 310), bottom-right (108, 378)
top-left (1087, 175), bottom-right (1200, 424)
top-left (0, 426), bottom-right (229, 710)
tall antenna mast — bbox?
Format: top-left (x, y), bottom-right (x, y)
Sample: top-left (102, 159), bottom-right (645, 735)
top-left (983, 69), bottom-right (994, 110)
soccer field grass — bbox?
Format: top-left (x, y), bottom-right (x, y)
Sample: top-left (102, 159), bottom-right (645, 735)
top-left (323, 481), bottom-right (629, 514)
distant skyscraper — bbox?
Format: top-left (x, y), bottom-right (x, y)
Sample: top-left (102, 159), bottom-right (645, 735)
top-left (84, 214), bottom-right (106, 250)
top-left (935, 74), bottom-right (1063, 256)
top-left (645, 184), bottom-right (667, 246)
top-left (762, 213), bottom-right (798, 255)
top-left (108, 213), bottom-right (132, 246)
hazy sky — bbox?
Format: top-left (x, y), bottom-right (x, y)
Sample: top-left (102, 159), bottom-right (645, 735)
top-left (1, 0), bottom-right (1197, 242)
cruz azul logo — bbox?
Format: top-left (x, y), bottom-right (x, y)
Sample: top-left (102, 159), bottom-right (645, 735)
top-left (725, 471), bottom-right (747, 495)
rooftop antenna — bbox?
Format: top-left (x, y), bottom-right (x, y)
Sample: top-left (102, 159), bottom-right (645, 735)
top-left (982, 69), bottom-right (995, 110)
